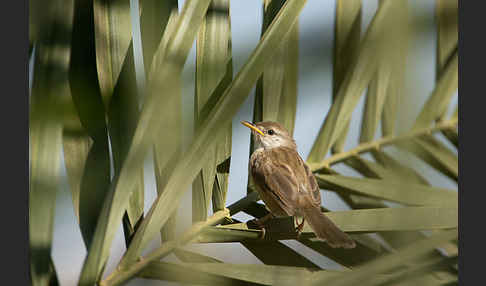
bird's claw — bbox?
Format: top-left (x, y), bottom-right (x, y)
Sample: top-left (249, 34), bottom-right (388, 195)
top-left (247, 218), bottom-right (265, 230)
top-left (295, 217), bottom-right (305, 239)
top-left (247, 218), bottom-right (267, 239)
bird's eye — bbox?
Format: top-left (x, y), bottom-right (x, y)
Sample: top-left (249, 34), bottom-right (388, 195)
top-left (267, 129), bottom-right (275, 135)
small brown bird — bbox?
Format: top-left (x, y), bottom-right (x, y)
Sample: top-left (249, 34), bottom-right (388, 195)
top-left (242, 120), bottom-right (356, 248)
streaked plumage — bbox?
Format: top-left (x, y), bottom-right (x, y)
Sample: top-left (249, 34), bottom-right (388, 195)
top-left (244, 121), bottom-right (355, 249)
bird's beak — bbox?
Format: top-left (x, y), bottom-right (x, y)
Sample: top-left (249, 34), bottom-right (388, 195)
top-left (241, 121), bottom-right (265, 136)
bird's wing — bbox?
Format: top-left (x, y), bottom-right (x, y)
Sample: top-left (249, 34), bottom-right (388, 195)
top-left (304, 163), bottom-right (322, 207)
top-left (258, 161), bottom-right (301, 215)
top-left (255, 147), bottom-right (322, 214)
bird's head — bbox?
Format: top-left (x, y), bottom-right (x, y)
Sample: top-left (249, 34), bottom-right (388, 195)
top-left (241, 121), bottom-right (297, 150)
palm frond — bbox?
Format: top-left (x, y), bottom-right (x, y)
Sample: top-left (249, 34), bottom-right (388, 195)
top-left (29, 0), bottom-right (459, 284)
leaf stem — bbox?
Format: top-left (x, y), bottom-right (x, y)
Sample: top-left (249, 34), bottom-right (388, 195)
top-left (308, 119), bottom-right (458, 172)
top-left (100, 209), bottom-right (230, 286)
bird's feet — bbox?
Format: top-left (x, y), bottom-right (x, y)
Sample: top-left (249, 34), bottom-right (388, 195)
top-left (295, 217), bottom-right (305, 239)
top-left (247, 213), bottom-right (275, 229)
top-left (247, 218), bottom-right (265, 230)
top-left (246, 218), bottom-right (268, 239)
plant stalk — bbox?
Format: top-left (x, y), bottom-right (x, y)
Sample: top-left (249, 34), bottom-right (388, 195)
top-left (101, 209), bottom-right (230, 286)
top-left (308, 119), bottom-right (458, 172)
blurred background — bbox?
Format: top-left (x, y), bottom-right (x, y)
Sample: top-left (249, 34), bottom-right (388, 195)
top-left (29, 0), bottom-right (458, 285)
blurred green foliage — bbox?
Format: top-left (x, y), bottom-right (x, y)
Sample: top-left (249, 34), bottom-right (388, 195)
top-left (29, 0), bottom-right (458, 285)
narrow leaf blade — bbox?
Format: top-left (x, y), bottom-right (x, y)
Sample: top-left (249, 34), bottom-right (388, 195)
top-left (198, 207), bottom-right (457, 241)
top-left (307, 0), bottom-right (397, 162)
top-left (79, 0), bottom-right (214, 283)
top-left (137, 262), bottom-right (255, 286)
top-left (62, 130), bottom-right (92, 221)
top-left (93, 0), bottom-right (132, 108)
top-left (70, 0), bottom-right (112, 250)
top-left (316, 175), bottom-right (457, 206)
top-left (331, 0), bottom-right (362, 153)
top-left (193, 0), bottom-right (233, 221)
top-left (277, 19), bottom-right (299, 135)
top-left (30, 0), bottom-right (73, 283)
top-left (119, 0), bottom-right (308, 270)
top-left (412, 52), bottom-right (458, 131)
top-left (310, 230), bottom-right (458, 286)
top-left (397, 135), bottom-right (458, 182)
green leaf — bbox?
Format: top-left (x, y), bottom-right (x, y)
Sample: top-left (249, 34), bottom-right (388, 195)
top-left (154, 151), bottom-right (180, 242)
top-left (94, 0), bottom-right (146, 247)
top-left (397, 135), bottom-right (458, 182)
top-left (60, 79), bottom-right (93, 226)
top-left (242, 200), bottom-right (382, 268)
top-left (377, 255), bottom-right (458, 286)
top-left (140, 0), bottom-right (178, 75)
top-left (451, 105), bottom-right (458, 121)
top-left (30, 47), bottom-right (64, 286)
top-left (193, 0), bottom-right (233, 221)
top-left (108, 71), bottom-right (144, 245)
top-left (228, 190), bottom-right (261, 215)
top-left (343, 195), bottom-right (386, 210)
top-left (300, 236), bottom-right (383, 268)
top-left (412, 52), bottom-right (458, 131)
top-left (360, 63), bottom-right (391, 143)
top-left (196, 225), bottom-right (262, 243)
top-left (197, 207), bottom-right (457, 242)
top-left (152, 259), bottom-right (453, 286)
top-left (93, 0), bottom-right (132, 108)
top-left (119, 0), bottom-right (308, 270)
top-left (331, 0), bottom-right (362, 153)
top-left (277, 19), bottom-right (299, 135)
top-left (344, 155), bottom-right (403, 181)
top-left (309, 230), bottom-right (458, 286)
top-left (69, 0), bottom-right (112, 251)
top-left (146, 2), bottom-right (180, 242)
top-left (319, 207), bottom-right (457, 234)
top-left (441, 128), bottom-right (458, 149)
top-left (242, 201), bottom-right (274, 218)
top-left (62, 131), bottom-right (93, 222)
top-left (78, 0), bottom-right (213, 283)
top-left (370, 149), bottom-right (430, 185)
top-left (308, 119), bottom-right (457, 173)
top-left (59, 94), bottom-right (85, 133)
top-left (340, 153), bottom-right (455, 257)
top-left (241, 241), bottom-right (321, 268)
top-left (381, 0), bottom-right (408, 137)
top-left (250, 0), bottom-right (300, 173)
top-left (262, 0), bottom-right (287, 123)
top-left (332, 0), bottom-right (362, 92)
top-left (137, 262), bottom-right (257, 285)
top-left (173, 249), bottom-right (223, 263)
top-left (162, 262), bottom-right (450, 286)
top-left (102, 210), bottom-right (230, 286)
top-left (138, 0), bottom-right (180, 243)
top-left (29, 0), bottom-right (73, 283)
top-left (307, 0), bottom-right (397, 162)
top-left (240, 1), bottom-right (313, 267)
top-left (250, 0), bottom-right (287, 167)
top-left (334, 156), bottom-right (455, 259)
top-left (253, 0), bottom-right (286, 124)
top-left (187, 263), bottom-right (322, 285)
top-left (323, 161), bottom-right (448, 256)
top-left (316, 175), bottom-right (457, 206)
top-left (212, 149), bottom-right (232, 212)
top-left (380, 76), bottom-right (399, 137)
top-left (435, 0), bottom-right (458, 82)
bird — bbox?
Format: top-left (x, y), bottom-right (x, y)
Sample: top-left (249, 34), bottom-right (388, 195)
top-left (242, 120), bottom-right (356, 249)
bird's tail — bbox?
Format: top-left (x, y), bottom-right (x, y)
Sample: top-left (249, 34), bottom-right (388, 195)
top-left (303, 207), bottom-right (356, 249)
